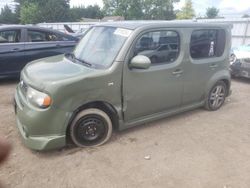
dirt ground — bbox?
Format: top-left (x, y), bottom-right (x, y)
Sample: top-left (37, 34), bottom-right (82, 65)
top-left (0, 78), bottom-right (250, 188)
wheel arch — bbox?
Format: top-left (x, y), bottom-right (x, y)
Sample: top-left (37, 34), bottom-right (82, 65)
top-left (221, 78), bottom-right (230, 96)
top-left (66, 101), bottom-right (120, 142)
top-left (205, 70), bottom-right (231, 98)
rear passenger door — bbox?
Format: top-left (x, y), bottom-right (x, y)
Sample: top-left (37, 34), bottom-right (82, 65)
top-left (24, 29), bottom-right (60, 63)
top-left (182, 29), bottom-right (227, 106)
top-left (0, 29), bottom-right (25, 76)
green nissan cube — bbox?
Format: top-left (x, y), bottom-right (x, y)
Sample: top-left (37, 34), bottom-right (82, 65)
top-left (14, 21), bottom-right (232, 150)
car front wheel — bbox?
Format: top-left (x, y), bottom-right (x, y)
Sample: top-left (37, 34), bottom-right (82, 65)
top-left (70, 108), bottom-right (113, 147)
top-left (205, 81), bottom-right (227, 111)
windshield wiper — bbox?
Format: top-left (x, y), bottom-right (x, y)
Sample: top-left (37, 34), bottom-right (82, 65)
top-left (75, 57), bottom-right (92, 67)
top-left (65, 53), bottom-right (92, 67)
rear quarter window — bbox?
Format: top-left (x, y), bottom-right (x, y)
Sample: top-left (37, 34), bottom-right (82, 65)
top-left (190, 29), bottom-right (226, 59)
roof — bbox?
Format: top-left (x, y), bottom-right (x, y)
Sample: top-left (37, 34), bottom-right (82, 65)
top-left (97, 20), bottom-right (232, 30)
top-left (0, 24), bottom-right (65, 34)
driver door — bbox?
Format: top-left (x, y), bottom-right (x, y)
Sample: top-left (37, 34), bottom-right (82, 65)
top-left (123, 29), bottom-right (184, 122)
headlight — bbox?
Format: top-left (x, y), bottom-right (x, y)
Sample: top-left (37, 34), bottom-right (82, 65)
top-left (26, 87), bottom-right (52, 108)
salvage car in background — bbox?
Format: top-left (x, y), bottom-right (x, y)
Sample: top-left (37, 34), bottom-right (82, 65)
top-left (0, 25), bottom-right (78, 78)
top-left (230, 44), bottom-right (250, 78)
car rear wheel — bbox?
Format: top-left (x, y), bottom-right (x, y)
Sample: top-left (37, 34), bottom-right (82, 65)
top-left (70, 108), bottom-right (112, 147)
top-left (205, 81), bottom-right (227, 111)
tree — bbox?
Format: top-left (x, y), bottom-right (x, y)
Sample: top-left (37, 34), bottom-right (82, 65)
top-left (17, 0), bottom-right (71, 24)
top-left (0, 5), bottom-right (19, 24)
top-left (41, 0), bottom-right (70, 22)
top-left (143, 0), bottom-right (179, 20)
top-left (206, 7), bottom-right (219, 18)
top-left (176, 0), bottom-right (195, 19)
top-left (103, 0), bottom-right (134, 19)
top-left (103, 0), bottom-right (179, 20)
top-left (70, 5), bottom-right (104, 21)
top-left (20, 2), bottom-right (40, 24)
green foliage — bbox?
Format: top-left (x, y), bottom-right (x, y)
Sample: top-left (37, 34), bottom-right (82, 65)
top-left (19, 0), bottom-right (71, 24)
top-left (20, 2), bottom-right (40, 24)
top-left (3, 0), bottom-right (180, 24)
top-left (176, 0), bottom-right (195, 19)
top-left (41, 0), bottom-right (70, 22)
top-left (206, 7), bottom-right (219, 18)
top-left (70, 5), bottom-right (104, 21)
top-left (103, 0), bottom-right (179, 20)
top-left (143, 0), bottom-right (179, 20)
top-left (0, 5), bottom-right (19, 24)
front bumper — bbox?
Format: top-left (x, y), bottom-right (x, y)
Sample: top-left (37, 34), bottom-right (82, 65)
top-left (16, 117), bottom-right (65, 150)
top-left (14, 84), bottom-right (71, 151)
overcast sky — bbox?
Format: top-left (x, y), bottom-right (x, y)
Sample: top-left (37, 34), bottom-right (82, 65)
top-left (1, 0), bottom-right (250, 18)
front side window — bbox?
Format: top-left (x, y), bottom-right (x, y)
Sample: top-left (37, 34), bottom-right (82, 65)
top-left (0, 30), bottom-right (21, 43)
top-left (73, 26), bottom-right (131, 68)
top-left (190, 29), bottom-right (226, 59)
top-left (28, 30), bottom-right (59, 42)
top-left (134, 30), bottom-right (180, 64)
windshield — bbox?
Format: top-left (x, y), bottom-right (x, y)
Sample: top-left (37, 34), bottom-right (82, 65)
top-left (73, 26), bottom-right (132, 68)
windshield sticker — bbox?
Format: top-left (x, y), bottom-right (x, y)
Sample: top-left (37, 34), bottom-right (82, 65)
top-left (114, 28), bottom-right (132, 37)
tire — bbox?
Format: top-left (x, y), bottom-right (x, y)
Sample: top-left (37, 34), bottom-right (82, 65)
top-left (205, 81), bottom-right (227, 111)
top-left (150, 56), bottom-right (158, 64)
top-left (70, 108), bottom-right (113, 147)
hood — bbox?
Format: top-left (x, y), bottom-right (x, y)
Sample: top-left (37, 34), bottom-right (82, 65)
top-left (23, 55), bottom-right (97, 89)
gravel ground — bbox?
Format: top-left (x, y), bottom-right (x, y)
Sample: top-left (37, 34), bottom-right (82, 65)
top-left (0, 78), bottom-right (250, 188)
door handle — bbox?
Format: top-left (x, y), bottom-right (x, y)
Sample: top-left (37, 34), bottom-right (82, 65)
top-left (209, 64), bottom-right (218, 68)
top-left (172, 69), bottom-right (183, 75)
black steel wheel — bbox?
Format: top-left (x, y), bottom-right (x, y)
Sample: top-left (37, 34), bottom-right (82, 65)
top-left (70, 108), bottom-right (112, 147)
top-left (205, 81), bottom-right (227, 111)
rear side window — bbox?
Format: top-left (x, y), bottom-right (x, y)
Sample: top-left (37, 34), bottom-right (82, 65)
top-left (134, 30), bottom-right (180, 65)
top-left (190, 29), bottom-right (226, 59)
top-left (28, 30), bottom-right (59, 42)
top-left (0, 30), bottom-right (21, 43)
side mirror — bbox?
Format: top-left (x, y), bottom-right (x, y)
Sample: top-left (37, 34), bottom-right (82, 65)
top-left (129, 55), bottom-right (151, 69)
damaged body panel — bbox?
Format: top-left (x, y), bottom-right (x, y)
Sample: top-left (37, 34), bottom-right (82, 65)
top-left (14, 21), bottom-right (232, 150)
